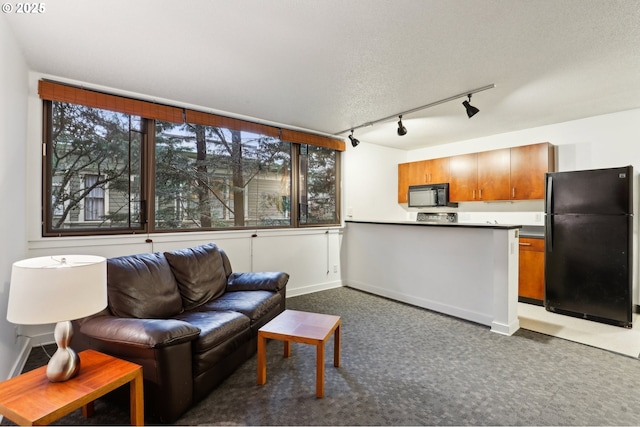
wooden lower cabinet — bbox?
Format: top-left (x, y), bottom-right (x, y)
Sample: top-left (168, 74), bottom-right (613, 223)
top-left (518, 237), bottom-right (545, 304)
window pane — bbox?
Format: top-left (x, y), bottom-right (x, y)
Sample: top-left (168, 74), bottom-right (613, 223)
top-left (46, 102), bottom-right (143, 232)
top-left (155, 121), bottom-right (291, 230)
top-left (299, 144), bottom-right (339, 225)
top-left (84, 174), bottom-right (105, 221)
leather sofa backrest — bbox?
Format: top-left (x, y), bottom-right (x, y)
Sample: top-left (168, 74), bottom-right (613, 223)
top-left (107, 252), bottom-right (184, 318)
top-left (165, 243), bottom-right (228, 310)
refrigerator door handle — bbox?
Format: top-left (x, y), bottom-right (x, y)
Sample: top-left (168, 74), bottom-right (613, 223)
top-left (545, 176), bottom-right (553, 252)
top-left (546, 176), bottom-right (553, 213)
top-left (546, 214), bottom-right (553, 253)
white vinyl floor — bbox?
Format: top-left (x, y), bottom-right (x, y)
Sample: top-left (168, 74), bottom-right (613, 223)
top-left (518, 302), bottom-right (640, 358)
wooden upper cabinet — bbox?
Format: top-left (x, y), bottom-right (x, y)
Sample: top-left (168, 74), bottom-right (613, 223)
top-left (510, 142), bottom-right (555, 200)
top-left (398, 157), bottom-right (450, 203)
top-left (477, 148), bottom-right (511, 201)
top-left (449, 153), bottom-right (478, 202)
top-left (425, 157), bottom-right (450, 184)
top-left (408, 161), bottom-right (428, 186)
top-left (398, 163), bottom-right (410, 203)
top-left (398, 142), bottom-right (555, 204)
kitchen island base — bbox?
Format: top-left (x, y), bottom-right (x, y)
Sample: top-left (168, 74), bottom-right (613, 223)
top-left (342, 220), bottom-right (520, 336)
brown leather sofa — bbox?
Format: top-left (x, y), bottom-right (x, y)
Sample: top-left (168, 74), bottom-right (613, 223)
top-left (71, 242), bottom-right (288, 423)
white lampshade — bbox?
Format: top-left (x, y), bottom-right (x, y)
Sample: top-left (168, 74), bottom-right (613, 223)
top-left (7, 255), bottom-right (107, 325)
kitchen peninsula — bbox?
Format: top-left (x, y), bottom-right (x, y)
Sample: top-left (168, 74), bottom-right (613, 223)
top-left (342, 220), bottom-right (521, 335)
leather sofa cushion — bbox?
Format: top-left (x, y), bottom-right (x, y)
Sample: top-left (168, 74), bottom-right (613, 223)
top-left (201, 291), bottom-right (282, 323)
top-left (173, 310), bottom-right (250, 353)
top-left (165, 243), bottom-right (228, 310)
top-left (107, 252), bottom-right (183, 319)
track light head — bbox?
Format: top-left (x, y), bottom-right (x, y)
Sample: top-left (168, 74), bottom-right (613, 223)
top-left (349, 130), bottom-right (360, 147)
top-left (463, 94), bottom-right (480, 118)
top-left (397, 116), bottom-right (407, 136)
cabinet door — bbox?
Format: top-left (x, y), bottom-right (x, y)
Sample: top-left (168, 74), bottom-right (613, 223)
top-left (426, 157), bottom-right (450, 184)
top-left (449, 153), bottom-right (477, 202)
top-left (408, 161), bottom-right (428, 186)
top-left (510, 142), bottom-right (555, 200)
top-left (398, 163), bottom-right (410, 203)
top-left (477, 148), bottom-right (510, 200)
top-left (518, 237), bottom-right (545, 301)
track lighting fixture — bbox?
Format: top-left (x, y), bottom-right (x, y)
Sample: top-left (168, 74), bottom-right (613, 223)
top-left (397, 116), bottom-right (407, 136)
top-left (334, 83), bottom-right (495, 139)
top-left (348, 129), bottom-right (360, 147)
top-left (462, 94), bottom-right (480, 118)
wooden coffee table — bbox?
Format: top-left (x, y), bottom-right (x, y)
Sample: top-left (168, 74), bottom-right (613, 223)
top-left (257, 309), bottom-right (341, 398)
top-left (0, 349), bottom-right (144, 425)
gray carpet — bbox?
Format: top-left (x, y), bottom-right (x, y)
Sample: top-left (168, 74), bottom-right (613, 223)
top-left (7, 287), bottom-right (640, 425)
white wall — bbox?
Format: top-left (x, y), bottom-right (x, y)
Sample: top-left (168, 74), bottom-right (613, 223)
top-left (0, 15), bottom-right (29, 379)
top-left (341, 141), bottom-right (409, 222)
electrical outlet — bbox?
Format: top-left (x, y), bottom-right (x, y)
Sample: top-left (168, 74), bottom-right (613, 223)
top-left (333, 264), bottom-right (338, 273)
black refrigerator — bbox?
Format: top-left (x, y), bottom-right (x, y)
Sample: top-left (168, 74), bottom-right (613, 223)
top-left (544, 166), bottom-right (633, 328)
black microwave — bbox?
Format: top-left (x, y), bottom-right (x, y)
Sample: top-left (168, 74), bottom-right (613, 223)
top-left (408, 183), bottom-right (457, 207)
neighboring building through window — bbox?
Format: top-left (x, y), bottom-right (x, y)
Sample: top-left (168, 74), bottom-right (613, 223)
top-left (83, 174), bottom-right (106, 221)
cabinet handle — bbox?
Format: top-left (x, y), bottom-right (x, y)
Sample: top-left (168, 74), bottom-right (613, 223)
top-left (512, 187), bottom-right (515, 198)
top-left (479, 189), bottom-right (483, 199)
top-left (472, 189), bottom-right (476, 200)
top-left (519, 242), bottom-right (532, 246)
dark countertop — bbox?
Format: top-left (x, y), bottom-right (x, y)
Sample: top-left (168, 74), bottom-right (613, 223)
top-left (519, 226), bottom-right (545, 238)
top-left (345, 219), bottom-right (522, 231)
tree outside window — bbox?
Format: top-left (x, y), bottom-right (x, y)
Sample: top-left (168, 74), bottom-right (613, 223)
top-left (299, 144), bottom-right (338, 225)
top-left (155, 121), bottom-right (291, 229)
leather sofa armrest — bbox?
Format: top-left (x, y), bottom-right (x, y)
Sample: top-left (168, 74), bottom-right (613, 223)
top-left (79, 315), bottom-right (201, 349)
top-left (226, 272), bottom-right (289, 292)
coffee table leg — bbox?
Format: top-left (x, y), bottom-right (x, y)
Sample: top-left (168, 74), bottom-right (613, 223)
top-left (130, 370), bottom-right (144, 426)
top-left (316, 343), bottom-right (325, 398)
top-left (334, 323), bottom-right (341, 367)
top-left (257, 333), bottom-right (267, 385)
top-left (283, 340), bottom-right (291, 357)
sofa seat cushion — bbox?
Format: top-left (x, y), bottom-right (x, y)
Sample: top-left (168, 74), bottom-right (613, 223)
top-left (164, 243), bottom-right (228, 310)
top-left (201, 291), bottom-right (282, 324)
top-left (173, 310), bottom-right (250, 354)
top-left (107, 252), bottom-right (183, 319)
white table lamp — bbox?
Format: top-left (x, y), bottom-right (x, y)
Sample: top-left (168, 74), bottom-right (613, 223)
top-left (7, 255), bottom-right (107, 382)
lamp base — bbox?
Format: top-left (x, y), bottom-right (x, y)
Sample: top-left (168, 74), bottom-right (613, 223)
top-left (46, 320), bottom-right (81, 382)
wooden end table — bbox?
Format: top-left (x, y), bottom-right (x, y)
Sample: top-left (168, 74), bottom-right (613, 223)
top-left (0, 349), bottom-right (144, 426)
top-left (257, 309), bottom-right (341, 398)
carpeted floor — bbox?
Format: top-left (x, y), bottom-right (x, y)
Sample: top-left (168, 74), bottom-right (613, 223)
top-left (6, 287), bottom-right (640, 425)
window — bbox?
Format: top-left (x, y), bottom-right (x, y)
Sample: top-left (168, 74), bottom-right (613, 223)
top-left (83, 174), bottom-right (106, 221)
top-left (40, 81), bottom-right (343, 236)
top-left (154, 121), bottom-right (291, 229)
top-left (299, 144), bottom-right (339, 225)
top-left (44, 101), bottom-right (143, 234)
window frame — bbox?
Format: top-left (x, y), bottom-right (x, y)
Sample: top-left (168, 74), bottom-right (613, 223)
top-left (40, 81), bottom-right (343, 237)
top-left (42, 100), bottom-right (148, 237)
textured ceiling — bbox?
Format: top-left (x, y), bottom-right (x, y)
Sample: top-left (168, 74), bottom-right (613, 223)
top-left (4, 0), bottom-right (640, 149)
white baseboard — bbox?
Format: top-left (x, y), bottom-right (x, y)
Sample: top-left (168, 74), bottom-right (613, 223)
top-left (286, 281), bottom-right (343, 298)
top-left (6, 337), bottom-right (32, 380)
top-left (7, 331), bottom-right (54, 379)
